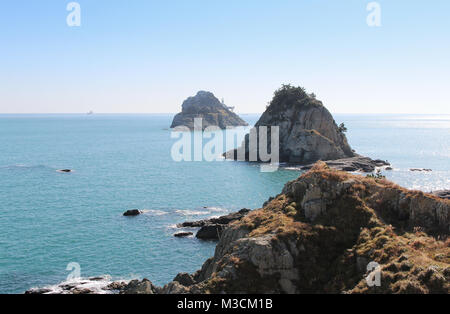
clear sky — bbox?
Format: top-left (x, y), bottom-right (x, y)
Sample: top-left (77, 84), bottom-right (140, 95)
top-left (0, 0), bottom-right (449, 114)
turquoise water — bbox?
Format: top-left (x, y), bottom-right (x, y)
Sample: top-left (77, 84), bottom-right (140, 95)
top-left (0, 114), bottom-right (449, 293)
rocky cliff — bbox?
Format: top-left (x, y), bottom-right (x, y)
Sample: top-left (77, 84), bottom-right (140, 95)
top-left (225, 85), bottom-right (386, 171)
top-left (170, 91), bottom-right (248, 130)
top-left (118, 162), bottom-right (449, 294)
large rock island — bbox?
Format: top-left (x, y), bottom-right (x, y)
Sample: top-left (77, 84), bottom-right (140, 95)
top-left (171, 91), bottom-right (248, 130)
top-left (225, 85), bottom-right (388, 172)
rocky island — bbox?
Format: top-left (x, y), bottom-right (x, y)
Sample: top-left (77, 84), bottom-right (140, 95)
top-left (170, 91), bottom-right (248, 130)
top-left (225, 85), bottom-right (389, 172)
top-left (28, 163), bottom-right (449, 294)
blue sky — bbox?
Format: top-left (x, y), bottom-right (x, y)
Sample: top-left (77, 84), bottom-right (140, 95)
top-left (0, 0), bottom-right (449, 114)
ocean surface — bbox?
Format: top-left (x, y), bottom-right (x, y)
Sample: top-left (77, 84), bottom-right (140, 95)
top-left (0, 113), bottom-right (449, 293)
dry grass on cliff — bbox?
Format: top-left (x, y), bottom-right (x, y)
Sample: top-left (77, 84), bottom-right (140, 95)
top-left (214, 162), bottom-right (450, 294)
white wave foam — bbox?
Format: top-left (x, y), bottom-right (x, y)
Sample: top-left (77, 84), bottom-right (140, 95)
top-left (27, 275), bottom-right (130, 294)
top-left (141, 209), bottom-right (168, 216)
top-left (175, 210), bottom-right (209, 216)
top-left (205, 207), bottom-right (228, 212)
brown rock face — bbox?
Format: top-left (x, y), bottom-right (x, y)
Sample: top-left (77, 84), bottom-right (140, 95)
top-left (170, 91), bottom-right (248, 130)
top-left (226, 85), bottom-right (355, 163)
top-left (178, 163), bottom-right (449, 294)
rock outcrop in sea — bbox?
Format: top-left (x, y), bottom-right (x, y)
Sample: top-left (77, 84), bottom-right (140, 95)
top-left (32, 163), bottom-right (449, 294)
top-left (170, 91), bottom-right (248, 130)
top-left (176, 208), bottom-right (251, 240)
top-left (225, 85), bottom-right (388, 172)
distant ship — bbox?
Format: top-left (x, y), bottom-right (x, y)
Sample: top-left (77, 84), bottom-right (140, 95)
top-left (87, 110), bottom-right (94, 115)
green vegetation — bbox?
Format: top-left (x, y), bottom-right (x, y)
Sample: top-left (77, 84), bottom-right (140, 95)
top-left (338, 122), bottom-right (347, 133)
top-left (269, 84), bottom-right (317, 111)
top-left (366, 169), bottom-right (386, 180)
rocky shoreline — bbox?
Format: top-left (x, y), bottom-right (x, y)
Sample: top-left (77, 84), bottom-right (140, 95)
top-left (27, 163), bottom-right (450, 294)
top-left (176, 208), bottom-right (251, 240)
top-left (295, 156), bottom-right (390, 173)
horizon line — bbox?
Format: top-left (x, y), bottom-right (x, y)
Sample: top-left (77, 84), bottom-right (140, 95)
top-left (1, 112), bottom-right (450, 115)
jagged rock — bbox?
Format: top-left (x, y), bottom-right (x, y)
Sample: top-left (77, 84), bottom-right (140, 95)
top-left (225, 85), bottom-right (355, 164)
top-left (25, 288), bottom-right (53, 294)
top-left (119, 279), bottom-right (157, 294)
top-left (71, 288), bottom-right (94, 294)
top-left (196, 225), bottom-right (226, 240)
top-left (433, 190), bottom-right (450, 200)
top-left (176, 209), bottom-right (251, 240)
top-left (181, 162), bottom-right (449, 294)
top-left (177, 208), bottom-right (251, 228)
top-left (171, 91), bottom-right (248, 130)
top-left (173, 273), bottom-right (196, 286)
top-left (174, 232), bottom-right (194, 238)
top-left (160, 281), bottom-right (190, 294)
top-left (298, 156), bottom-right (390, 173)
top-left (105, 281), bottom-right (127, 291)
top-left (123, 209), bottom-right (142, 216)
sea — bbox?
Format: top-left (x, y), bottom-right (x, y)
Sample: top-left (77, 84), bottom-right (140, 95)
top-left (0, 113), bottom-right (449, 293)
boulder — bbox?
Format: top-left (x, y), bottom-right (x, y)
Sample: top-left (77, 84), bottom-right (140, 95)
top-left (173, 273), bottom-right (196, 286)
top-left (119, 279), bottom-right (157, 294)
top-left (123, 209), bottom-right (142, 216)
top-left (25, 288), bottom-right (52, 294)
top-left (177, 208), bottom-right (251, 228)
top-left (174, 232), bottom-right (194, 238)
top-left (170, 91), bottom-right (248, 130)
top-left (196, 224), bottom-right (226, 240)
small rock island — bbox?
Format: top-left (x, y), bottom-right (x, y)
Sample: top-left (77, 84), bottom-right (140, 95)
top-left (170, 91), bottom-right (248, 130)
top-left (225, 84), bottom-right (389, 172)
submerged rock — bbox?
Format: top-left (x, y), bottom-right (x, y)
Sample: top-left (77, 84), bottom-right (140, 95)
top-left (123, 209), bottom-right (142, 216)
top-left (170, 91), bottom-right (248, 130)
top-left (174, 232), bottom-right (194, 238)
top-left (57, 169), bottom-right (73, 173)
top-left (25, 288), bottom-right (53, 294)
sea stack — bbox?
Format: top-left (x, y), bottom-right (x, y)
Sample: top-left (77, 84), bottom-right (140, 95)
top-left (225, 85), bottom-right (388, 172)
top-left (170, 91), bottom-right (248, 130)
